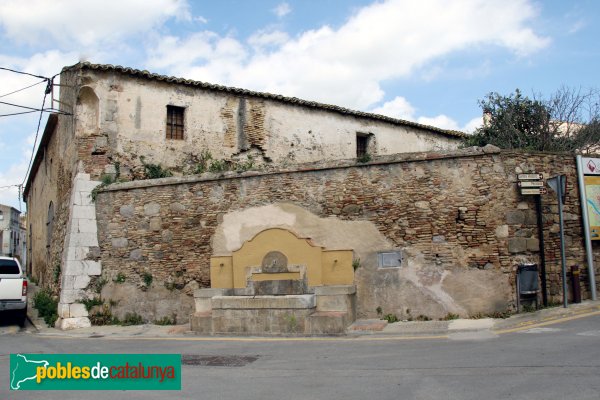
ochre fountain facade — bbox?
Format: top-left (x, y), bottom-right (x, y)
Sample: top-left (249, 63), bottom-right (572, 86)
top-left (191, 228), bottom-right (356, 335)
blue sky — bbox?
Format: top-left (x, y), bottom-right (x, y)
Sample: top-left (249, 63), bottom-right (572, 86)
top-left (0, 0), bottom-right (599, 209)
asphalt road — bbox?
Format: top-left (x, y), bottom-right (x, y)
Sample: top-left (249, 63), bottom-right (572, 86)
top-left (1, 315), bottom-right (599, 400)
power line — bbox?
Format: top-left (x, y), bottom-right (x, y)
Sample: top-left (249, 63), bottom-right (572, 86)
top-left (0, 184), bottom-right (21, 190)
top-left (21, 91), bottom-right (48, 187)
top-left (0, 110), bottom-right (39, 117)
top-left (0, 99), bottom-right (43, 112)
top-left (0, 66), bottom-right (49, 80)
top-left (0, 79), bottom-right (46, 98)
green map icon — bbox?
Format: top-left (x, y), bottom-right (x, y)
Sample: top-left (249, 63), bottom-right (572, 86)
top-left (10, 354), bottom-right (49, 390)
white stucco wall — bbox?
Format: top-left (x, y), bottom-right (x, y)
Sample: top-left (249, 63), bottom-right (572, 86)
top-left (78, 68), bottom-right (461, 173)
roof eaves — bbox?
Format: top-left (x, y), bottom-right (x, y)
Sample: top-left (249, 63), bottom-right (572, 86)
top-left (63, 62), bottom-right (466, 139)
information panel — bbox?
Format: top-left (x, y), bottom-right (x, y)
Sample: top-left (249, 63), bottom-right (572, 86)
top-left (585, 175), bottom-right (600, 240)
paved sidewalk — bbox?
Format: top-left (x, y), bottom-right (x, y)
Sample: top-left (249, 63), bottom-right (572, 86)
top-left (28, 300), bottom-right (600, 340)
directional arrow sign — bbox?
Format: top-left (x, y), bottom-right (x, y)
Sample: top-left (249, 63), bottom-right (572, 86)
top-left (518, 173), bottom-right (544, 180)
top-left (518, 181), bottom-right (544, 187)
top-left (521, 187), bottom-right (548, 195)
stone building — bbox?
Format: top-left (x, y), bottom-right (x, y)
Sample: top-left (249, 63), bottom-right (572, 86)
top-left (0, 203), bottom-right (23, 261)
top-left (23, 62), bottom-right (465, 329)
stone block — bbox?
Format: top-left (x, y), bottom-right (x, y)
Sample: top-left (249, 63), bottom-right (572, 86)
top-left (65, 246), bottom-right (88, 262)
top-left (252, 279), bottom-right (306, 295)
top-left (190, 312), bottom-right (212, 333)
top-left (75, 180), bottom-right (101, 194)
top-left (70, 232), bottom-right (99, 247)
top-left (63, 261), bottom-right (84, 276)
top-left (60, 289), bottom-right (84, 304)
top-left (211, 295), bottom-right (316, 310)
top-left (495, 225), bottom-right (509, 238)
top-left (194, 288), bottom-right (232, 298)
top-left (120, 204), bottom-right (135, 218)
top-left (78, 219), bottom-right (98, 233)
top-left (515, 228), bottom-right (533, 238)
top-left (150, 217), bottom-right (162, 231)
top-left (130, 249), bottom-right (143, 261)
top-left (82, 260), bottom-right (102, 275)
top-left (194, 297), bottom-right (213, 313)
top-left (144, 202), bottom-right (161, 216)
top-left (526, 238), bottom-right (540, 252)
top-left (316, 295), bottom-right (351, 313)
top-left (306, 311), bottom-right (348, 334)
top-left (517, 202), bottom-right (529, 210)
top-left (314, 285), bottom-right (356, 295)
top-left (508, 238), bottom-right (527, 253)
top-left (74, 275), bottom-right (91, 289)
top-left (58, 303), bottom-right (70, 319)
top-left (79, 192), bottom-right (93, 207)
top-left (506, 211), bottom-right (524, 225)
top-left (523, 210), bottom-right (537, 225)
top-left (432, 235), bottom-right (446, 243)
top-left (161, 230), bottom-right (173, 242)
top-left (72, 205), bottom-right (97, 220)
top-left (57, 317), bottom-right (92, 330)
top-left (69, 303), bottom-right (88, 318)
top-left (170, 202), bottom-right (186, 213)
top-left (112, 237), bottom-right (128, 248)
top-left (62, 276), bottom-right (75, 289)
top-left (415, 201), bottom-right (430, 210)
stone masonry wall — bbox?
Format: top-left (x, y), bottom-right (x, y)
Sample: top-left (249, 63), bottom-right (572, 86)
top-left (95, 148), bottom-right (600, 323)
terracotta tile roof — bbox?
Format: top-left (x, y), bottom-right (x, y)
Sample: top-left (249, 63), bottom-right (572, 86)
top-left (64, 62), bottom-right (465, 139)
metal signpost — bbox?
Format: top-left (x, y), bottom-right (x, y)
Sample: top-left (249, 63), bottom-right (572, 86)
top-left (518, 173), bottom-right (548, 306)
top-left (547, 175), bottom-right (568, 308)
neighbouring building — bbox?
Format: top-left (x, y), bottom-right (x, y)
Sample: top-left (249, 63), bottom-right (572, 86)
top-left (23, 62), bottom-right (598, 331)
top-left (0, 204), bottom-right (24, 261)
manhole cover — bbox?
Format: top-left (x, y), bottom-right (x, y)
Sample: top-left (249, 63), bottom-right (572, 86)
top-left (181, 355), bottom-right (259, 367)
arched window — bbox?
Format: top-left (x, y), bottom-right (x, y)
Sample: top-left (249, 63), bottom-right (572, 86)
top-left (0, 210), bottom-right (3, 221)
top-left (47, 202), bottom-right (54, 249)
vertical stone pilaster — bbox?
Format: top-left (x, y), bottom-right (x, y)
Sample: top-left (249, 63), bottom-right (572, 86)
top-left (56, 173), bottom-right (102, 330)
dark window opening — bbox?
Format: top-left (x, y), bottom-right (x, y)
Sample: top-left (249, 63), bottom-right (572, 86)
top-left (166, 105), bottom-right (185, 140)
top-left (356, 135), bottom-right (368, 157)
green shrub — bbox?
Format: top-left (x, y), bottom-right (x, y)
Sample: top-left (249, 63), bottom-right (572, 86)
top-left (140, 156), bottom-right (172, 179)
top-left (142, 272), bottom-right (153, 287)
top-left (114, 272), bottom-right (126, 284)
top-left (442, 312), bottom-right (460, 321)
top-left (208, 159), bottom-right (228, 173)
top-left (33, 289), bottom-right (58, 327)
top-left (81, 297), bottom-right (103, 312)
top-left (121, 312), bottom-right (144, 326)
top-left (352, 258), bottom-right (361, 271)
top-left (383, 313), bottom-right (398, 323)
top-left (357, 153), bottom-right (372, 163)
top-left (154, 315), bottom-right (177, 325)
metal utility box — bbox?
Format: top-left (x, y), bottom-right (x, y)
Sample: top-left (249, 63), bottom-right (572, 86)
top-left (516, 263), bottom-right (539, 312)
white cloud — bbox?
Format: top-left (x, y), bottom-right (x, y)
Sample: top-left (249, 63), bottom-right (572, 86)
top-left (0, 133), bottom-right (36, 209)
top-left (273, 3), bottom-right (291, 18)
top-left (417, 115), bottom-right (460, 131)
top-left (462, 116), bottom-right (483, 133)
top-left (0, 0), bottom-right (190, 47)
top-left (146, 0), bottom-right (549, 111)
top-left (371, 96), bottom-right (482, 132)
top-left (0, 50), bottom-right (79, 115)
top-left (370, 96), bottom-right (416, 120)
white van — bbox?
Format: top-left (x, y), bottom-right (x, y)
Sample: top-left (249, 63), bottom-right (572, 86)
top-left (0, 257), bottom-right (28, 327)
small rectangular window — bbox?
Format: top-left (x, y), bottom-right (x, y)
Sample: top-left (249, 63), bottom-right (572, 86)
top-left (356, 135), bottom-right (368, 157)
top-left (166, 105), bottom-right (185, 140)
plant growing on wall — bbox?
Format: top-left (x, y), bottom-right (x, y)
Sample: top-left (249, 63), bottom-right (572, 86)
top-left (140, 156), bottom-right (173, 179)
